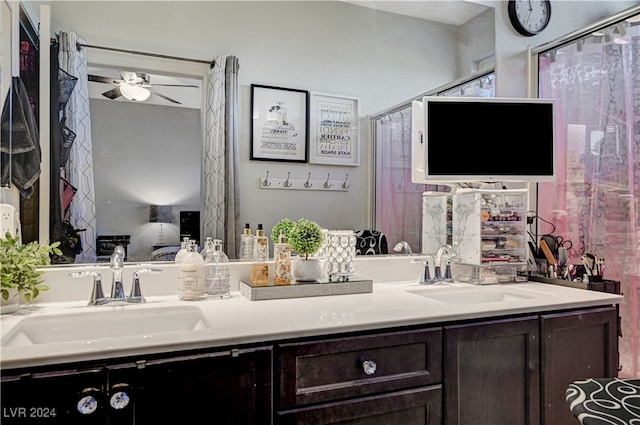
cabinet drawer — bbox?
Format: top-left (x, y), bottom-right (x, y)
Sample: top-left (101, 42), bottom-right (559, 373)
top-left (278, 328), bottom-right (442, 408)
top-left (277, 385), bottom-right (442, 425)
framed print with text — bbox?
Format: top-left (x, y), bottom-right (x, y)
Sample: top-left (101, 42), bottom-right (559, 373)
top-left (250, 84), bottom-right (308, 163)
top-left (309, 93), bottom-right (359, 166)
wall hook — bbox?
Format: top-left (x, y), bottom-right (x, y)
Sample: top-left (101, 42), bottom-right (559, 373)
top-left (304, 172), bottom-right (313, 188)
top-left (261, 171), bottom-right (271, 187)
top-left (342, 174), bottom-right (350, 189)
top-left (283, 171), bottom-right (292, 188)
top-left (323, 173), bottom-right (333, 189)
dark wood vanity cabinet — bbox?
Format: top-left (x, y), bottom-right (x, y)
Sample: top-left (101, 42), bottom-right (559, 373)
top-left (444, 316), bottom-right (541, 425)
top-left (1, 346), bottom-right (272, 425)
top-left (276, 328), bottom-right (443, 425)
top-left (540, 307), bottom-right (618, 425)
top-left (1, 305), bottom-right (618, 425)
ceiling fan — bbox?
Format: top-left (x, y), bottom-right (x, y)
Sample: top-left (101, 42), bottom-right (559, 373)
top-left (88, 70), bottom-right (198, 104)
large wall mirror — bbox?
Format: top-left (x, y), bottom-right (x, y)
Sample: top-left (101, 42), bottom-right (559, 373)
top-left (23, 1), bottom-right (495, 265)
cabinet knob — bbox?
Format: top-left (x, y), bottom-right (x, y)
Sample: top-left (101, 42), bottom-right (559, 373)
top-left (362, 360), bottom-right (377, 375)
top-left (110, 391), bottom-right (130, 410)
top-left (77, 395), bottom-right (99, 415)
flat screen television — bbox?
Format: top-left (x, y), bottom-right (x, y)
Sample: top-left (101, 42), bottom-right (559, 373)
top-left (411, 96), bottom-right (556, 183)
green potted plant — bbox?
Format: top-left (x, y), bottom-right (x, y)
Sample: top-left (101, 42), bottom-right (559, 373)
top-left (271, 218), bottom-right (296, 246)
top-left (1, 232), bottom-right (61, 313)
top-left (288, 218), bottom-right (325, 282)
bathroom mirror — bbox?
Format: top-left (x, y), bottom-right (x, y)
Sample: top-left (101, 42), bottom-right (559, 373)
top-left (39, 1), bottom-right (494, 264)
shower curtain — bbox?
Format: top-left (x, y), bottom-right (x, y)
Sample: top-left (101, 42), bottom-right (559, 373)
top-left (375, 106), bottom-right (424, 252)
top-left (58, 32), bottom-right (97, 263)
top-left (202, 55), bottom-right (240, 257)
top-left (537, 20), bottom-right (639, 377)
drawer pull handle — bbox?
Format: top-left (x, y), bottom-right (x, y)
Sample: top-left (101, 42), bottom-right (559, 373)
top-left (362, 360), bottom-right (377, 375)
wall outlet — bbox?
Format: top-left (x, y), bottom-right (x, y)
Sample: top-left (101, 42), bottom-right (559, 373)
top-left (1, 203), bottom-right (17, 237)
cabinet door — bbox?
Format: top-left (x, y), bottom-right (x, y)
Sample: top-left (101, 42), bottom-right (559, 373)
top-left (277, 386), bottom-right (441, 425)
top-left (135, 346), bottom-right (272, 425)
top-left (444, 316), bottom-right (539, 425)
top-left (540, 307), bottom-right (618, 425)
top-left (1, 367), bottom-right (109, 425)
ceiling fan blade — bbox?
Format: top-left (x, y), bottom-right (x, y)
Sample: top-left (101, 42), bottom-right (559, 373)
top-left (102, 87), bottom-right (122, 100)
top-left (119, 70), bottom-right (139, 83)
top-left (146, 88), bottom-right (182, 104)
top-left (89, 75), bottom-right (123, 85)
top-left (142, 83), bottom-right (199, 88)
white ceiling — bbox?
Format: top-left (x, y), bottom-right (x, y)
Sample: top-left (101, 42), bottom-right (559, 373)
top-left (343, 0), bottom-right (496, 26)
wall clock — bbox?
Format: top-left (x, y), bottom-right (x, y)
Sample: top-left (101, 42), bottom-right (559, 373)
top-left (507, 0), bottom-right (551, 37)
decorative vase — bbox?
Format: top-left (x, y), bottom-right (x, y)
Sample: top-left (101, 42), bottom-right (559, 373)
top-left (292, 258), bottom-right (326, 282)
top-left (1, 288), bottom-right (20, 314)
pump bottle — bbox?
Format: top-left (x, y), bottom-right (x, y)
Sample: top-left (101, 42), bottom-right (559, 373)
top-left (250, 224), bottom-right (269, 285)
top-left (273, 230), bottom-right (291, 285)
top-left (239, 223), bottom-right (254, 261)
top-left (204, 239), bottom-right (230, 297)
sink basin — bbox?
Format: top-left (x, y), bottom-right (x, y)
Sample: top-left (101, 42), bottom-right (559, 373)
top-left (1, 306), bottom-right (211, 347)
top-left (407, 285), bottom-right (546, 305)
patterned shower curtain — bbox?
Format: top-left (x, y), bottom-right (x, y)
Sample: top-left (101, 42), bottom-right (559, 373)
top-left (537, 20), bottom-right (639, 377)
top-left (202, 55), bottom-right (240, 257)
top-left (58, 32), bottom-right (97, 263)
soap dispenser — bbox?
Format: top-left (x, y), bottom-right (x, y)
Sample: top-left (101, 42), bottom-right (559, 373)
top-left (174, 237), bottom-right (191, 264)
top-left (178, 240), bottom-right (204, 301)
top-left (204, 239), bottom-right (230, 298)
top-left (250, 224), bottom-right (269, 285)
top-left (239, 223), bottom-right (254, 261)
top-left (273, 230), bottom-right (291, 285)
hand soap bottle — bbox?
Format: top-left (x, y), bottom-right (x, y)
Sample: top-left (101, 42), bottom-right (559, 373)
top-left (250, 224), bottom-right (269, 286)
top-left (273, 230), bottom-right (291, 285)
top-left (174, 237), bottom-right (191, 263)
top-left (239, 223), bottom-right (254, 261)
top-left (204, 239), bottom-right (230, 298)
top-left (178, 239), bottom-right (204, 301)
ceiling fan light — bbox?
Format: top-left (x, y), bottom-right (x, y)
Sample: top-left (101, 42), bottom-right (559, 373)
top-left (120, 85), bottom-right (151, 102)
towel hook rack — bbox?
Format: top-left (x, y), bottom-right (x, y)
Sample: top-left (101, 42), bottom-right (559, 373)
top-left (283, 171), bottom-right (292, 188)
top-left (342, 174), bottom-right (350, 189)
top-left (261, 171), bottom-right (271, 187)
top-left (304, 172), bottom-right (313, 188)
top-left (323, 173), bottom-right (333, 189)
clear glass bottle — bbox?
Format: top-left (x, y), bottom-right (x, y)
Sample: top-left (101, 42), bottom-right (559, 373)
top-left (201, 236), bottom-right (215, 263)
top-left (178, 240), bottom-right (204, 301)
top-left (250, 224), bottom-right (269, 285)
top-left (204, 239), bottom-right (230, 298)
top-left (239, 223), bottom-right (254, 261)
top-left (174, 237), bottom-right (191, 263)
top-left (273, 230), bottom-right (291, 285)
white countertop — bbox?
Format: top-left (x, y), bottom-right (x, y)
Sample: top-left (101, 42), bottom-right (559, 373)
top-left (0, 257), bottom-right (624, 370)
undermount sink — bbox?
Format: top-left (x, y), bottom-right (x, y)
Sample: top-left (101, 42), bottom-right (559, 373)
top-left (407, 285), bottom-right (546, 305)
top-left (1, 305), bottom-right (211, 347)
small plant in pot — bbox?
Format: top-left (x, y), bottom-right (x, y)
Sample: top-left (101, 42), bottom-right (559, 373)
top-left (288, 218), bottom-right (325, 282)
top-left (271, 217), bottom-right (296, 246)
top-left (1, 232), bottom-right (62, 312)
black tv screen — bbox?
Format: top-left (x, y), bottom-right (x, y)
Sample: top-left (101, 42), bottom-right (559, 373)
top-left (422, 96), bottom-right (556, 182)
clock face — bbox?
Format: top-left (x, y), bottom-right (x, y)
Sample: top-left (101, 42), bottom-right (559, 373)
top-left (508, 0), bottom-right (551, 36)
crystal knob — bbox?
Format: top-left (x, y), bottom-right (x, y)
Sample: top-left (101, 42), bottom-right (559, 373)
top-left (362, 360), bottom-right (377, 375)
top-left (77, 395), bottom-right (98, 415)
top-left (110, 390), bottom-right (130, 410)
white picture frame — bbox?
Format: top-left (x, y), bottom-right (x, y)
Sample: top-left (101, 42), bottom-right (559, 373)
top-left (308, 93), bottom-right (359, 166)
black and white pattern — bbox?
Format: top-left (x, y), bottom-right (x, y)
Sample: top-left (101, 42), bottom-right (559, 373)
top-left (566, 378), bottom-right (640, 425)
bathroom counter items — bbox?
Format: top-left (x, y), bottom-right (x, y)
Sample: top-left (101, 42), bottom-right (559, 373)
top-left (239, 277), bottom-right (373, 301)
top-left (0, 256), bottom-right (623, 369)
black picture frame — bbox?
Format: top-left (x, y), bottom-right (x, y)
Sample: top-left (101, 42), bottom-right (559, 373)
top-left (250, 84), bottom-right (309, 163)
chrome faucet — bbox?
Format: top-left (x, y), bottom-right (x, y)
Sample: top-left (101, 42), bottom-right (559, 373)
top-left (109, 245), bottom-right (126, 302)
top-left (434, 244), bottom-right (458, 283)
top-left (393, 240), bottom-right (413, 255)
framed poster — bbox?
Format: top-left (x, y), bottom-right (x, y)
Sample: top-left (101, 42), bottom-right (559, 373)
top-left (309, 93), bottom-right (359, 166)
top-left (250, 84), bottom-right (308, 162)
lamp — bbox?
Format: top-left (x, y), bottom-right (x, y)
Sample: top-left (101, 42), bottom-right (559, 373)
top-left (149, 205), bottom-right (172, 244)
top-left (120, 84), bottom-right (151, 102)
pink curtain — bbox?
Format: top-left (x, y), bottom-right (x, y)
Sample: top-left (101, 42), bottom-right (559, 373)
top-left (375, 107), bottom-right (425, 252)
top-left (538, 22), bottom-right (639, 377)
